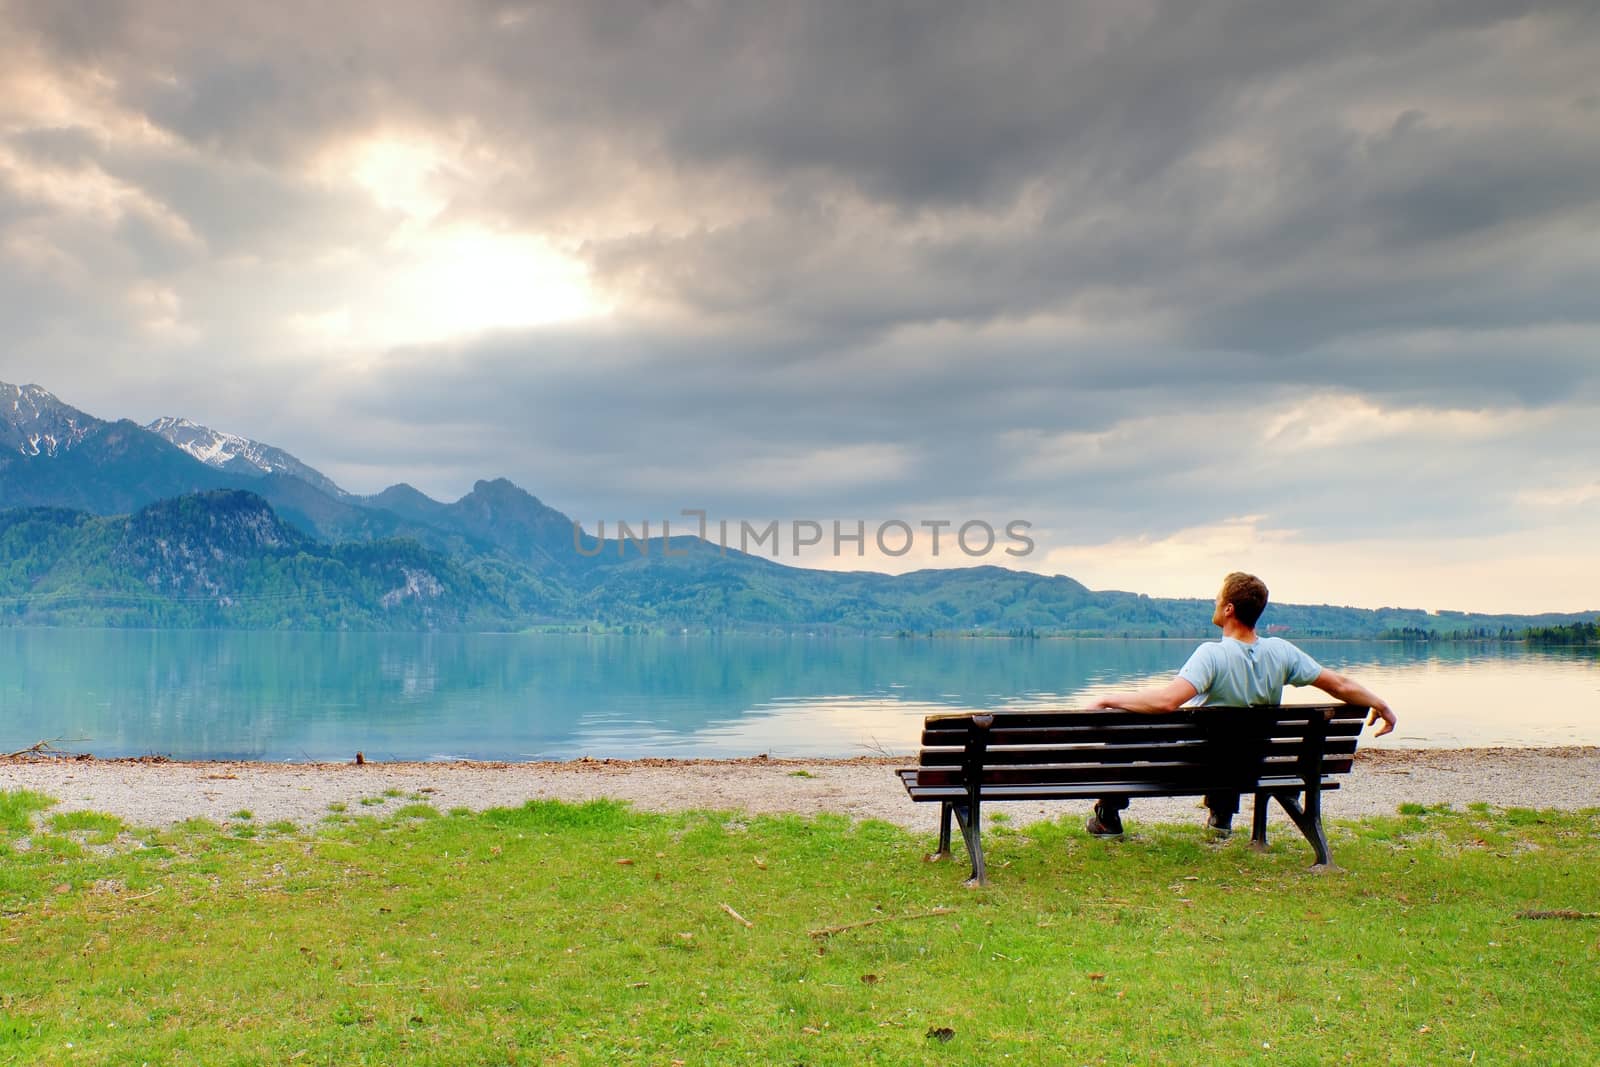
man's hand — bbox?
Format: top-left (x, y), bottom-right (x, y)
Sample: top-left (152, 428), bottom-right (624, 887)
top-left (1366, 702), bottom-right (1397, 737)
top-left (1312, 670), bottom-right (1395, 736)
top-left (1090, 696), bottom-right (1125, 710)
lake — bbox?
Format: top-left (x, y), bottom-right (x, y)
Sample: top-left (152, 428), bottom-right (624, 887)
top-left (1, 630), bottom-right (1595, 761)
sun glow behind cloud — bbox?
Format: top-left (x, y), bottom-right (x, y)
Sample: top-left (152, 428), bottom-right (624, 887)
top-left (302, 135), bottom-right (610, 347)
top-left (376, 227), bottom-right (606, 340)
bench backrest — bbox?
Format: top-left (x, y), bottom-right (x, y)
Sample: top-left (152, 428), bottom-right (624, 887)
top-left (916, 704), bottom-right (1367, 792)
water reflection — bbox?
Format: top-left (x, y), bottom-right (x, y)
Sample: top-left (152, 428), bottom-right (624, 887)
top-left (0, 630), bottom-right (1594, 760)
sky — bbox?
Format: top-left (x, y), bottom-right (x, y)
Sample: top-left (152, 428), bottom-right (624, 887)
top-left (2, 1), bottom-right (1598, 614)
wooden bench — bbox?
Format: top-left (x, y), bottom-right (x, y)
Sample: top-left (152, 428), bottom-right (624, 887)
top-left (898, 703), bottom-right (1367, 885)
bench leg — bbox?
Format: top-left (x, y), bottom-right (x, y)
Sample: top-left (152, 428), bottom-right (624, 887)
top-left (926, 801), bottom-right (954, 862)
top-left (1249, 791), bottom-right (1269, 852)
top-left (1274, 788), bottom-right (1335, 871)
top-left (951, 802), bottom-right (986, 887)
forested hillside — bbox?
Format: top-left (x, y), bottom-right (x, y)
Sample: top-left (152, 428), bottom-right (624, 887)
top-left (3, 492), bottom-right (1595, 635)
top-left (0, 492), bottom-right (538, 629)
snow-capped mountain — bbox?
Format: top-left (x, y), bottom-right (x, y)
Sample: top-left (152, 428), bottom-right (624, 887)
top-left (144, 416), bottom-right (346, 498)
top-left (1, 381), bottom-right (102, 456)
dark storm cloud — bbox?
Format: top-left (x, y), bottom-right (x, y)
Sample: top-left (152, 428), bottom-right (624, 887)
top-left (3, 0), bottom-right (1599, 568)
top-left (289, 317), bottom-right (1585, 556)
top-left (10, 1), bottom-right (1599, 348)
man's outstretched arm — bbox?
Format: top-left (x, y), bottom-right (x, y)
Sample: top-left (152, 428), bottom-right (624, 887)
top-left (1090, 677), bottom-right (1198, 713)
top-left (1310, 669), bottom-right (1397, 736)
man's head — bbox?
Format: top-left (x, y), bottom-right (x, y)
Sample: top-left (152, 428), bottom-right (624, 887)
top-left (1213, 572), bottom-right (1269, 629)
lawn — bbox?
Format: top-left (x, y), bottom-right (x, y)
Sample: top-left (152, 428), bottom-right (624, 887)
top-left (1, 789), bottom-right (1596, 1065)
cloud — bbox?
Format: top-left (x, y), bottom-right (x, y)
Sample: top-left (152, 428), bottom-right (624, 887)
top-left (2, 1), bottom-right (1599, 610)
top-left (1036, 517), bottom-right (1600, 615)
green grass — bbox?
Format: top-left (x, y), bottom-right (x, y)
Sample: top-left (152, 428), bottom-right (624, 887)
top-left (46, 811), bottom-right (124, 845)
top-left (0, 789), bottom-right (55, 834)
top-left (1, 793), bottom-right (1597, 1065)
top-left (391, 803), bottom-right (442, 821)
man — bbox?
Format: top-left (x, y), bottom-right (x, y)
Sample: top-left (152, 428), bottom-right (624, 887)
top-left (1085, 572), bottom-right (1397, 838)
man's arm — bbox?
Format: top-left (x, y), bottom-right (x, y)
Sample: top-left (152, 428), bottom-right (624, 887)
top-left (1090, 677), bottom-right (1199, 713)
top-left (1309, 669), bottom-right (1397, 736)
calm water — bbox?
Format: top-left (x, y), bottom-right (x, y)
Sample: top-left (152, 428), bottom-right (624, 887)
top-left (0, 630), bottom-right (1596, 761)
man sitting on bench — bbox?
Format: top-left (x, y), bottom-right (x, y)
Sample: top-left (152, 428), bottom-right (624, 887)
top-left (1086, 571), bottom-right (1398, 838)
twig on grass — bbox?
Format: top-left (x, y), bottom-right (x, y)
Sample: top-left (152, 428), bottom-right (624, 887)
top-left (720, 902), bottom-right (754, 928)
top-left (809, 907), bottom-right (956, 940)
top-left (1516, 909), bottom-right (1600, 921)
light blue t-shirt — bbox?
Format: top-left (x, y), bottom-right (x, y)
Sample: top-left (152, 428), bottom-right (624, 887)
top-left (1177, 636), bottom-right (1324, 707)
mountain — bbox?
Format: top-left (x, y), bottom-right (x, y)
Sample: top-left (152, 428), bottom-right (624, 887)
top-left (252, 472), bottom-right (467, 553)
top-left (0, 386), bottom-right (467, 551)
top-left (2, 383), bottom-right (284, 515)
top-left (0, 419), bottom-right (483, 553)
top-left (3, 488), bottom-right (1595, 634)
top-left (4, 380), bottom-right (1596, 635)
top-left (1, 381), bottom-right (101, 457)
top-left (5, 383), bottom-right (739, 578)
top-left (357, 478), bottom-right (614, 576)
top-left (2, 384), bottom-right (597, 572)
top-left (0, 418), bottom-right (241, 514)
top-left (363, 482), bottom-right (449, 521)
top-left (0, 490), bottom-right (529, 629)
top-left (420, 478), bottom-right (591, 573)
top-left (144, 416), bottom-right (346, 498)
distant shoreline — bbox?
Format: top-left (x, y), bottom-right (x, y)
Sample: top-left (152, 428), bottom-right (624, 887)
top-left (4, 622), bottom-right (1595, 643)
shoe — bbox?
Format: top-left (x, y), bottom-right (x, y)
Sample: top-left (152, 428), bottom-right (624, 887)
top-left (1086, 802), bottom-right (1124, 838)
top-left (1205, 812), bottom-right (1233, 839)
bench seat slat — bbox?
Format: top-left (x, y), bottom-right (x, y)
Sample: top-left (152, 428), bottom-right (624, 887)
top-left (910, 760), bottom-right (1353, 788)
top-left (915, 754), bottom-right (1355, 775)
top-left (921, 704), bottom-right (1365, 732)
top-left (921, 723), bottom-right (1369, 748)
top-left (917, 737), bottom-right (1359, 766)
top-left (898, 770), bottom-right (1344, 803)
top-left (913, 756), bottom-right (1356, 780)
top-left (921, 719), bottom-right (1364, 748)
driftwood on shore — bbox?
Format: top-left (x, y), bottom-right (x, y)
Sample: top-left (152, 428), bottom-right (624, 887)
top-left (4, 738), bottom-right (90, 759)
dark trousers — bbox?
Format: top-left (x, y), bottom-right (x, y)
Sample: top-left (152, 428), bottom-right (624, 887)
top-left (1097, 793), bottom-right (1240, 819)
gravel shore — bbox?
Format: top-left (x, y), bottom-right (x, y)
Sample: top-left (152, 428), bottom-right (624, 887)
top-left (4, 747), bottom-right (1596, 833)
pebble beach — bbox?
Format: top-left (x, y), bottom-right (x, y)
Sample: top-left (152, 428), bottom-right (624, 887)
top-left (4, 746), bottom-right (1596, 833)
